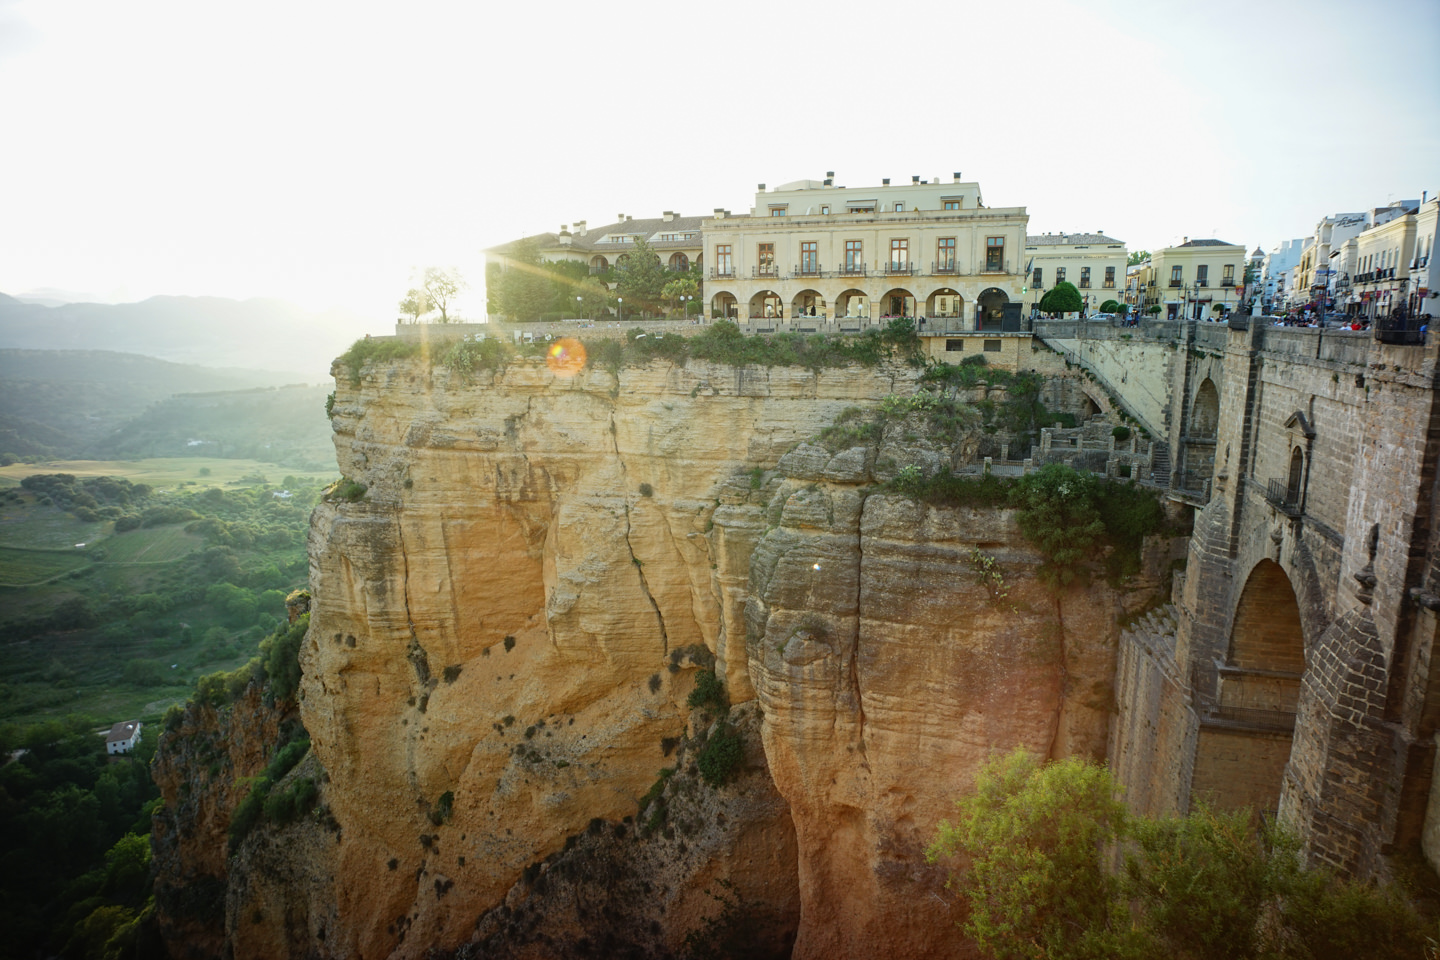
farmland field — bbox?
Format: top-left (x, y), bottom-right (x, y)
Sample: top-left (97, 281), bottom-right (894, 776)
top-left (0, 456), bottom-right (336, 491)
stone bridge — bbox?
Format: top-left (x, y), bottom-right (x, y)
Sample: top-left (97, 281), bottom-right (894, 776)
top-left (1041, 317), bottom-right (1440, 877)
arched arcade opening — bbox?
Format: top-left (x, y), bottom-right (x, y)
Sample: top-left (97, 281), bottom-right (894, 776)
top-left (1191, 559), bottom-right (1306, 818)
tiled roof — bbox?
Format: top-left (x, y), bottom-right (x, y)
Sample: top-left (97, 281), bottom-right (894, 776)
top-left (106, 720), bottom-right (139, 742)
top-left (1176, 239), bottom-right (1237, 247)
top-left (1025, 233), bottom-right (1124, 246)
top-left (487, 215), bottom-right (707, 256)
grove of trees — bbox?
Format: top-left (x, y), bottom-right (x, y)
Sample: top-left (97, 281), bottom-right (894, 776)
top-left (485, 237), bottom-right (701, 322)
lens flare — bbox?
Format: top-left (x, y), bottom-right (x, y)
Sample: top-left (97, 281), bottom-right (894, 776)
top-left (546, 337), bottom-right (587, 378)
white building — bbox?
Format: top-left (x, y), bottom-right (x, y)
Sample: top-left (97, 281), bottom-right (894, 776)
top-left (1023, 232), bottom-right (1128, 316)
top-left (1261, 238), bottom-right (1306, 311)
top-left (105, 720), bottom-right (142, 755)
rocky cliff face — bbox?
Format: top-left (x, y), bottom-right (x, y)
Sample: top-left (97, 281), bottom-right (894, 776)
top-left (151, 684), bottom-right (296, 958)
top-left (162, 353), bottom-right (1161, 959)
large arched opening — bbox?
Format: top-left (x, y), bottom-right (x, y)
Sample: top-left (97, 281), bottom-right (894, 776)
top-left (710, 292), bottom-right (737, 319)
top-left (837, 289), bottom-right (870, 319)
top-left (668, 252), bottom-right (690, 272)
top-left (1191, 378), bottom-right (1220, 438)
top-left (1191, 559), bottom-right (1306, 817)
top-left (977, 287), bottom-right (1009, 330)
top-left (879, 288), bottom-right (916, 318)
top-left (749, 290), bottom-right (783, 320)
top-left (590, 255), bottom-right (609, 274)
top-left (926, 288), bottom-right (963, 319)
top-left (790, 289), bottom-right (826, 319)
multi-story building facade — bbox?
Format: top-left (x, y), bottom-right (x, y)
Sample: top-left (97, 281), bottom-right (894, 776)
top-left (1023, 232), bottom-right (1127, 315)
top-left (1260, 238), bottom-right (1306, 311)
top-left (1350, 203), bottom-right (1420, 319)
top-left (702, 174), bottom-right (1029, 329)
top-left (1140, 239), bottom-right (1248, 320)
top-left (1411, 195), bottom-right (1438, 320)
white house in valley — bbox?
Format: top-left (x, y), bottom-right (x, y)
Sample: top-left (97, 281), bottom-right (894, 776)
top-left (105, 720), bottom-right (142, 755)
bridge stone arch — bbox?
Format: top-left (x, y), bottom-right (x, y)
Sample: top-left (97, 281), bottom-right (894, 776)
top-left (1191, 558), bottom-right (1308, 818)
top-left (1191, 378), bottom-right (1220, 438)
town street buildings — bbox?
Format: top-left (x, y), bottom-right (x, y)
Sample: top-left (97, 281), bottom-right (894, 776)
top-left (1024, 232), bottom-right (1128, 315)
top-left (1139, 239), bottom-right (1248, 320)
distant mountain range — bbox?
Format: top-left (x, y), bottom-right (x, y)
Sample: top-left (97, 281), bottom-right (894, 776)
top-left (0, 292), bottom-right (379, 378)
top-left (0, 349), bottom-right (334, 466)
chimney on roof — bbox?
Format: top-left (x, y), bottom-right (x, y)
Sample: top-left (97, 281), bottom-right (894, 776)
top-left (625, 215), bottom-right (633, 221)
top-left (826, 171), bottom-right (834, 178)
top-left (574, 220), bottom-right (587, 236)
top-left (663, 211), bottom-right (674, 222)
top-left (618, 214), bottom-right (624, 222)
top-left (559, 224), bottom-right (572, 246)
top-left (713, 208), bottom-right (725, 220)
top-left (1183, 236), bottom-right (1189, 244)
top-left (953, 171), bottom-right (961, 182)
top-left (883, 178), bottom-right (890, 185)
top-left (912, 175), bottom-right (920, 184)
top-left (758, 183), bottom-right (765, 191)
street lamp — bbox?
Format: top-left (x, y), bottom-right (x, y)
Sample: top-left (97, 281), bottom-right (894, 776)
top-left (576, 295), bottom-right (583, 321)
top-left (617, 296), bottom-right (623, 321)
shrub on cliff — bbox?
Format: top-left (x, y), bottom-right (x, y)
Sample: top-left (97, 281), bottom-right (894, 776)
top-left (260, 613), bottom-right (308, 702)
top-left (696, 722), bottom-right (744, 787)
top-left (338, 337), bottom-right (422, 384)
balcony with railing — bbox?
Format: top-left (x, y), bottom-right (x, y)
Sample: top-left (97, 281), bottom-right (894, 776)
top-left (1221, 279), bottom-right (1235, 287)
top-left (1103, 280), bottom-right (1116, 288)
top-left (1168, 279), bottom-right (1183, 288)
top-left (1196, 279), bottom-right (1209, 288)
top-left (885, 261), bottom-right (917, 275)
top-left (981, 259), bottom-right (1010, 274)
top-left (793, 262), bottom-right (824, 278)
top-left (932, 260), bottom-right (957, 275)
top-left (710, 266), bottom-right (735, 279)
top-left (752, 264), bottom-right (783, 279)
top-left (838, 263), bottom-right (867, 277)
top-left (1264, 478), bottom-right (1301, 517)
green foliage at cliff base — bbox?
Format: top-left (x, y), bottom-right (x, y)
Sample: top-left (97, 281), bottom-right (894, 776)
top-left (928, 749), bottom-right (1433, 960)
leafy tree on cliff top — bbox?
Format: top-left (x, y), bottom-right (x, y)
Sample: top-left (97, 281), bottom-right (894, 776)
top-left (422, 266), bottom-right (465, 322)
top-left (616, 236), bottom-right (666, 316)
top-left (1039, 281), bottom-right (1082, 317)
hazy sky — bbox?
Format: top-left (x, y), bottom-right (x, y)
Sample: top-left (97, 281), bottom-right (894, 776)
top-left (1, 0), bottom-right (1435, 322)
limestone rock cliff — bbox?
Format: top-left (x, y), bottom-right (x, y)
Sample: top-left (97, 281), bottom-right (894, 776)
top-left (297, 357), bottom-right (914, 958)
top-left (151, 683), bottom-right (297, 958)
top-left (171, 352), bottom-right (1162, 959)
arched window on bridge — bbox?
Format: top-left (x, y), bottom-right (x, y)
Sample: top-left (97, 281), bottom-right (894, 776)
top-left (1191, 378), bottom-right (1219, 438)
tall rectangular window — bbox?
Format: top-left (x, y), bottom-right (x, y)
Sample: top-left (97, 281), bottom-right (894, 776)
top-left (1170, 265), bottom-right (1183, 286)
top-left (1056, 267), bottom-right (1066, 284)
top-left (1080, 267), bottom-right (1091, 288)
top-left (845, 240), bottom-right (863, 273)
top-left (938, 237), bottom-right (956, 271)
top-left (801, 242), bottom-right (817, 274)
top-left (1033, 267), bottom-right (1043, 286)
top-left (758, 243), bottom-right (775, 274)
top-left (1222, 264), bottom-right (1235, 286)
top-left (1104, 266), bottom-right (1116, 287)
top-left (1196, 264), bottom-right (1209, 286)
top-left (986, 237), bottom-right (1005, 271)
top-left (890, 238), bottom-right (909, 270)
top-left (894, 202), bottom-right (905, 213)
top-left (716, 245), bottom-right (732, 276)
